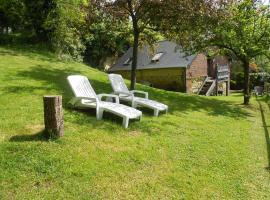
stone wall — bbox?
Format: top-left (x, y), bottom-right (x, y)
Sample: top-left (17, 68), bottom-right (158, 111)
top-left (113, 67), bottom-right (186, 92)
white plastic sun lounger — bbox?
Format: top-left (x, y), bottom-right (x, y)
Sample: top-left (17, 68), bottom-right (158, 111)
top-left (67, 75), bottom-right (142, 128)
top-left (108, 74), bottom-right (168, 116)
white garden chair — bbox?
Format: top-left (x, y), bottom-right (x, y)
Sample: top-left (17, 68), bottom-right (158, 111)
top-left (254, 86), bottom-right (263, 96)
top-left (108, 74), bottom-right (168, 116)
top-left (67, 75), bottom-right (142, 128)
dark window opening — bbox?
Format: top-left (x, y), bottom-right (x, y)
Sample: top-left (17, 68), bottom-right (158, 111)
top-left (151, 52), bottom-right (164, 63)
top-left (124, 57), bottom-right (132, 65)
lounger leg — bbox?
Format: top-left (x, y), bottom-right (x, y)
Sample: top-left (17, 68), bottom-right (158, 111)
top-left (154, 109), bottom-right (159, 117)
top-left (131, 101), bottom-right (136, 108)
top-left (97, 109), bottom-right (104, 120)
top-left (122, 117), bottom-right (129, 128)
top-left (165, 109), bottom-right (168, 114)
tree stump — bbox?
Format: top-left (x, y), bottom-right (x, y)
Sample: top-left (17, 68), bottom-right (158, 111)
top-left (43, 95), bottom-right (64, 138)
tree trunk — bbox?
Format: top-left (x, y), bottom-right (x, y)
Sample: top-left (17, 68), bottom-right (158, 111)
top-left (243, 59), bottom-right (250, 105)
top-left (130, 20), bottom-right (139, 90)
top-left (43, 95), bottom-right (64, 138)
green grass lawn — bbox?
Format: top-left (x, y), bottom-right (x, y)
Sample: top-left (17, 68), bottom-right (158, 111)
top-left (0, 46), bottom-right (270, 199)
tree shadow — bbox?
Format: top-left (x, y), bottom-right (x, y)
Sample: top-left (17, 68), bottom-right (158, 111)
top-left (9, 130), bottom-right (48, 142)
top-left (0, 45), bottom-right (59, 63)
top-left (7, 65), bottom-right (83, 105)
top-left (0, 49), bottom-right (19, 56)
top-left (258, 98), bottom-right (270, 171)
top-left (90, 79), bottom-right (250, 119)
top-left (1, 52), bottom-right (253, 133)
top-left (67, 107), bottom-right (141, 131)
top-left (7, 65), bottom-right (251, 120)
top-left (2, 86), bottom-right (49, 94)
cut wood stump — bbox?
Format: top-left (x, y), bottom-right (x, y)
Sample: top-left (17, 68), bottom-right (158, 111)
top-left (43, 95), bottom-right (64, 138)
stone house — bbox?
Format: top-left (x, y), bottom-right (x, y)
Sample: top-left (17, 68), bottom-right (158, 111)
top-left (109, 41), bottom-right (229, 94)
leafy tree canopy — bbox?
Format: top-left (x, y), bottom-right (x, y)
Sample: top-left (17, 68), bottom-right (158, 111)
top-left (158, 0), bottom-right (270, 104)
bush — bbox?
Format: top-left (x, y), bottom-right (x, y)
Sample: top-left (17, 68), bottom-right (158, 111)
top-left (45, 1), bottom-right (87, 61)
top-left (231, 72), bottom-right (244, 90)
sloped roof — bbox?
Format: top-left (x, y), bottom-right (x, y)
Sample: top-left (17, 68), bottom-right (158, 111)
top-left (109, 41), bottom-right (197, 72)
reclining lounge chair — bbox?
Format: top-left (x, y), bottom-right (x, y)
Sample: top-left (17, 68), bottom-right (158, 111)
top-left (254, 86), bottom-right (263, 96)
top-left (108, 74), bottom-right (168, 116)
top-left (67, 75), bottom-right (142, 128)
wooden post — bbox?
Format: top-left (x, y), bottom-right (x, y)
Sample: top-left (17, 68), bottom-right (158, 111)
top-left (43, 95), bottom-right (64, 138)
top-left (215, 64), bottom-right (218, 96)
top-left (226, 81), bottom-right (230, 96)
top-left (226, 65), bottom-right (230, 96)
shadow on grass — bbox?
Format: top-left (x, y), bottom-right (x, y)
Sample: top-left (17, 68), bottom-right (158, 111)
top-left (9, 130), bottom-right (48, 142)
top-left (0, 45), bottom-right (59, 63)
top-left (5, 64), bottom-right (250, 120)
top-left (0, 49), bottom-right (19, 56)
top-left (4, 66), bottom-right (83, 105)
top-left (258, 98), bottom-right (270, 170)
top-left (3, 86), bottom-right (50, 93)
top-left (67, 107), bottom-right (141, 130)
top-left (1, 46), bottom-right (252, 133)
top-left (91, 79), bottom-right (250, 119)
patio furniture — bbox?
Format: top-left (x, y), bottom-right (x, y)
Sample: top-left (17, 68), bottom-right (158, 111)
top-left (254, 86), bottom-right (263, 96)
top-left (108, 74), bottom-right (168, 116)
top-left (67, 75), bottom-right (142, 128)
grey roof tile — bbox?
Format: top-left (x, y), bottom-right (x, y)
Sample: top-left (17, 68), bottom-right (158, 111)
top-left (109, 41), bottom-right (197, 71)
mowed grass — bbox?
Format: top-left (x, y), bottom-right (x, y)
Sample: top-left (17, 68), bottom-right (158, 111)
top-left (0, 46), bottom-right (270, 199)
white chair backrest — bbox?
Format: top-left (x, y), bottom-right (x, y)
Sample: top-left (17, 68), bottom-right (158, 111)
top-left (108, 74), bottom-right (130, 94)
top-left (67, 75), bottom-right (97, 98)
top-left (254, 86), bottom-right (263, 94)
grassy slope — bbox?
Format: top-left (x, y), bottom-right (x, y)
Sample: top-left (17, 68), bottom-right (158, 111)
top-left (0, 46), bottom-right (269, 199)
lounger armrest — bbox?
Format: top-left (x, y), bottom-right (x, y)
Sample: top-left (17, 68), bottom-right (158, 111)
top-left (130, 90), bottom-right (148, 99)
top-left (114, 91), bottom-right (132, 96)
top-left (68, 97), bottom-right (98, 106)
top-left (97, 94), bottom-right (120, 104)
top-left (114, 91), bottom-right (136, 102)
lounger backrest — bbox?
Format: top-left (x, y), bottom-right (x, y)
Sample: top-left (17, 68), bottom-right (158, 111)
top-left (67, 75), bottom-right (97, 98)
top-left (254, 86), bottom-right (263, 95)
top-left (108, 74), bottom-right (130, 94)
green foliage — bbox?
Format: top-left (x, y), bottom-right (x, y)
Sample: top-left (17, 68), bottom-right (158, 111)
top-left (0, 0), bottom-right (149, 63)
top-left (256, 55), bottom-right (270, 72)
top-left (159, 0), bottom-right (270, 104)
top-left (231, 72), bottom-right (245, 90)
top-left (45, 0), bottom-right (88, 61)
top-left (161, 0), bottom-right (270, 61)
top-left (84, 19), bottom-right (132, 67)
top-left (0, 0), bottom-right (88, 60)
top-left (22, 0), bottom-right (57, 42)
top-left (0, 0), bottom-right (25, 32)
top-left (250, 73), bottom-right (265, 87)
top-left (97, 0), bottom-right (163, 89)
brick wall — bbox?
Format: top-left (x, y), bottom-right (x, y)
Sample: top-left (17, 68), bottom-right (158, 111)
top-left (186, 54), bottom-right (229, 93)
top-left (186, 53), bottom-right (208, 93)
top-left (186, 54), bottom-right (208, 79)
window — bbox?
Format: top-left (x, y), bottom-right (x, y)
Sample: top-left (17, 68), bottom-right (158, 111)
top-left (151, 52), bottom-right (164, 62)
top-left (124, 57), bottom-right (132, 65)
